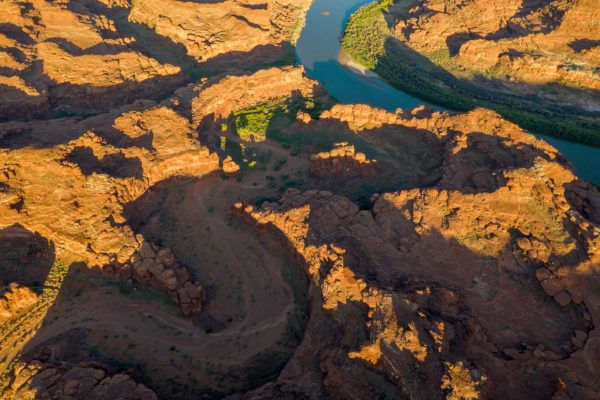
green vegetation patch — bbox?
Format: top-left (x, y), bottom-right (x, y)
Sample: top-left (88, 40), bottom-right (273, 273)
top-left (232, 97), bottom-right (323, 143)
top-left (234, 105), bottom-right (274, 142)
top-left (342, 0), bottom-right (392, 69)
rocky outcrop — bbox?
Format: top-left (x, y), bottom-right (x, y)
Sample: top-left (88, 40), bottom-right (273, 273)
top-left (125, 241), bottom-right (204, 316)
top-left (2, 360), bottom-right (157, 400)
top-left (128, 0), bottom-right (310, 61)
top-left (0, 65), bottom-right (320, 323)
top-left (0, 0), bottom-right (186, 119)
top-left (0, 327), bottom-right (159, 400)
top-left (176, 66), bottom-right (321, 128)
top-left (234, 103), bottom-right (600, 399)
top-left (0, 105), bottom-right (220, 268)
top-left (0, 283), bottom-right (39, 323)
top-left (222, 156), bottom-right (241, 175)
top-left (310, 142), bottom-right (377, 177)
top-left (2, 0), bottom-right (600, 395)
top-left (0, 106), bottom-right (220, 320)
top-left (0, 0), bottom-right (311, 119)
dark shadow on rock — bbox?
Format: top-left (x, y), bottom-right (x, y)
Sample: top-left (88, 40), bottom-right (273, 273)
top-left (484, 0), bottom-right (567, 40)
top-left (44, 69), bottom-right (186, 118)
top-left (264, 189), bottom-right (594, 399)
top-left (122, 173), bottom-right (311, 397)
top-left (69, 0), bottom-right (200, 77)
top-left (0, 224), bottom-right (55, 288)
top-left (173, 0), bottom-right (228, 3)
top-left (64, 146), bottom-right (144, 179)
top-left (197, 42), bottom-right (296, 77)
top-left (123, 176), bottom-right (193, 233)
top-left (235, 1), bottom-right (268, 10)
top-left (437, 130), bottom-right (555, 193)
top-left (45, 37), bottom-right (131, 56)
top-left (563, 179), bottom-right (600, 225)
top-left (3, 260), bottom-right (165, 400)
top-left (0, 22), bottom-right (35, 45)
top-left (0, 100), bottom-right (156, 150)
top-left (446, 31), bottom-right (481, 56)
top-left (0, 57), bottom-right (187, 123)
top-left (569, 39), bottom-right (600, 53)
top-left (257, 102), bottom-right (559, 198)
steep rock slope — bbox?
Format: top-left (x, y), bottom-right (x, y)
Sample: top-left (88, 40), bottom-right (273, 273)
top-left (0, 0), bottom-right (310, 119)
top-left (0, 66), bottom-right (321, 399)
top-left (397, 0), bottom-right (600, 95)
top-left (1, 0), bottom-right (600, 398)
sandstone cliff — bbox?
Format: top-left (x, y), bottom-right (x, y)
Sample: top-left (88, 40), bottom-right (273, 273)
top-left (0, 0), bottom-right (311, 119)
top-left (393, 0), bottom-right (600, 112)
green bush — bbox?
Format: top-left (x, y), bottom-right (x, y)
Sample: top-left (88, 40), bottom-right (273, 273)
top-left (235, 109), bottom-right (272, 142)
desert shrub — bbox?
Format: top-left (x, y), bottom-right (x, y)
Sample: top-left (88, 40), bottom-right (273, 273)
top-left (235, 109), bottom-right (272, 142)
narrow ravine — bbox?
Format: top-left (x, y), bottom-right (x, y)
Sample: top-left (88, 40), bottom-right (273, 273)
top-left (295, 0), bottom-right (600, 183)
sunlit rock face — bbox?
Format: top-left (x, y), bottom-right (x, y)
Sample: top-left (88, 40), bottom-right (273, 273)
top-left (1, 0), bottom-right (600, 399)
top-left (0, 64), bottom-right (322, 398)
top-left (0, 0), bottom-right (310, 119)
top-left (393, 0), bottom-right (600, 112)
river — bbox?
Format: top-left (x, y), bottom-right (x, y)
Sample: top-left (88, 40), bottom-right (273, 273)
top-left (295, 0), bottom-right (600, 184)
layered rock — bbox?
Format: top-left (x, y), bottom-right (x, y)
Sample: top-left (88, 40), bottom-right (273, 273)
top-left (174, 66), bottom-right (321, 128)
top-left (1, 0), bottom-right (600, 394)
top-left (392, 0), bottom-right (600, 112)
top-left (0, 283), bottom-right (39, 323)
top-left (128, 0), bottom-right (310, 62)
top-left (0, 65), bottom-right (321, 325)
top-left (126, 241), bottom-right (204, 316)
top-left (0, 0), bottom-right (185, 119)
top-left (0, 0), bottom-right (311, 119)
top-left (1, 327), bottom-right (159, 400)
top-left (0, 105), bottom-right (220, 268)
top-left (310, 142), bottom-right (377, 177)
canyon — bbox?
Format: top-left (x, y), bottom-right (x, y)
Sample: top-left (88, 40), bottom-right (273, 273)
top-left (0, 0), bottom-right (599, 399)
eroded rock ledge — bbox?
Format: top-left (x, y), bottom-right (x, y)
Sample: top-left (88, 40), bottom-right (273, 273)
top-left (232, 103), bottom-right (600, 399)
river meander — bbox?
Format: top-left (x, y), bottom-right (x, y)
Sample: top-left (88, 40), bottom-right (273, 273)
top-left (295, 0), bottom-right (600, 183)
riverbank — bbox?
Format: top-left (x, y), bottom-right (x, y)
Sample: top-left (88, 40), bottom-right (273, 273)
top-left (341, 0), bottom-right (600, 147)
top-left (338, 51), bottom-right (380, 78)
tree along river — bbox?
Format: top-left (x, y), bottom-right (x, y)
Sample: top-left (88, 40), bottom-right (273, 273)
top-left (295, 0), bottom-right (600, 184)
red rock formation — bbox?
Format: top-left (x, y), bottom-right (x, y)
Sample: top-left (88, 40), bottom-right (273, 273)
top-left (127, 241), bottom-right (204, 316)
top-left (1, 0), bottom-right (599, 395)
top-left (3, 360), bottom-right (158, 399)
top-left (0, 0), bottom-right (311, 119)
top-left (310, 142), bottom-right (377, 177)
top-left (392, 0), bottom-right (600, 112)
top-left (235, 103), bottom-right (600, 399)
top-left (0, 106), bottom-right (220, 268)
top-left (0, 284), bottom-right (39, 323)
